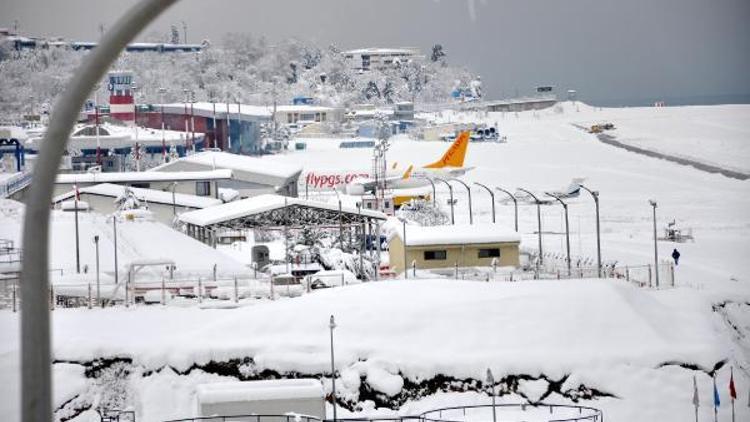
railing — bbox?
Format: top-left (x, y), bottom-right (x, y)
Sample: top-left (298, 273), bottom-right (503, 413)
top-left (163, 402), bottom-right (603, 422)
top-left (419, 403), bottom-right (603, 422)
top-left (165, 414), bottom-right (322, 422)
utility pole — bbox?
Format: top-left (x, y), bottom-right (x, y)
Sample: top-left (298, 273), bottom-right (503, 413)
top-left (649, 200), bottom-right (659, 288)
top-left (580, 184), bottom-right (602, 278)
top-left (74, 189), bottom-right (81, 273)
top-left (181, 20), bottom-right (187, 44)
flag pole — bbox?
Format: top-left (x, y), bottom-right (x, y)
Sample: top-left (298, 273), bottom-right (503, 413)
top-left (693, 375), bottom-right (699, 422)
top-left (730, 366), bottom-right (735, 422)
top-left (714, 374), bottom-right (719, 422)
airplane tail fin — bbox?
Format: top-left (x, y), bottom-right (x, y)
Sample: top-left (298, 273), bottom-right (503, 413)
top-left (424, 131), bottom-right (470, 169)
top-left (402, 165), bottom-right (414, 180)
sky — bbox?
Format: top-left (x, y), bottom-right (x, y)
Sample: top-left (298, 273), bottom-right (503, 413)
top-left (1, 0), bottom-right (749, 106)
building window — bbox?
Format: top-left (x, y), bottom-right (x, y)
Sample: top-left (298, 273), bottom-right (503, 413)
top-left (478, 248), bottom-right (501, 258)
top-left (321, 113), bottom-right (327, 122)
top-left (196, 181), bottom-right (211, 197)
top-left (287, 113), bottom-right (293, 124)
top-left (424, 250), bottom-right (447, 260)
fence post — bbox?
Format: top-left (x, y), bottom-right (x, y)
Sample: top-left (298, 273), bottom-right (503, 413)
top-left (233, 276), bottom-right (238, 303)
top-left (270, 276), bottom-right (275, 300)
top-left (510, 271), bottom-right (513, 282)
top-left (556, 269), bottom-right (560, 280)
top-left (161, 277), bottom-right (166, 306)
top-left (454, 262), bottom-right (458, 280)
top-left (12, 282), bottom-right (17, 313)
top-left (87, 283), bottom-right (92, 309)
top-left (341, 272), bottom-right (345, 287)
top-left (412, 260), bottom-right (416, 278)
top-left (647, 264), bottom-right (652, 288)
top-left (670, 263), bottom-right (675, 287)
top-left (626, 266), bottom-right (630, 282)
top-left (197, 277), bottom-right (203, 303)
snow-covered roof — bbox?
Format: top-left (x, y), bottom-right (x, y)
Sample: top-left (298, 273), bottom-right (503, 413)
top-left (197, 379), bottom-right (324, 404)
top-left (53, 183), bottom-right (222, 209)
top-left (55, 169), bottom-right (233, 184)
top-left (157, 102), bottom-right (272, 119)
top-left (395, 224), bottom-right (521, 246)
top-left (179, 194), bottom-right (386, 227)
top-left (343, 47), bottom-right (419, 56)
top-left (156, 151), bottom-right (302, 180)
top-left (275, 105), bottom-right (340, 113)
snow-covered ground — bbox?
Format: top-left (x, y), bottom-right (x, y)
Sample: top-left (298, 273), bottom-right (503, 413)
top-left (1, 102), bottom-right (750, 421)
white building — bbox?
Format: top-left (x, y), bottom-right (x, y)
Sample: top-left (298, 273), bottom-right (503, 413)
top-left (151, 151), bottom-right (302, 198)
top-left (342, 47), bottom-right (422, 71)
top-left (52, 183), bottom-right (222, 225)
top-left (273, 104), bottom-right (345, 127)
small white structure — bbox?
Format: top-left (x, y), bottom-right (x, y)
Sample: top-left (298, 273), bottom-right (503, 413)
top-left (196, 379), bottom-right (325, 419)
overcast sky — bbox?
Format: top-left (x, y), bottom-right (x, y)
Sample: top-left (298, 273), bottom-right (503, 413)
top-left (2, 0), bottom-right (749, 105)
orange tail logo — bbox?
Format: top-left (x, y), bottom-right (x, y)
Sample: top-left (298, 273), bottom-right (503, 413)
top-left (423, 131), bottom-right (470, 168)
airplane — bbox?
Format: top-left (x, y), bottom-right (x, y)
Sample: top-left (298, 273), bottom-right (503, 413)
top-left (503, 178), bottom-right (586, 205)
top-left (343, 131), bottom-right (474, 195)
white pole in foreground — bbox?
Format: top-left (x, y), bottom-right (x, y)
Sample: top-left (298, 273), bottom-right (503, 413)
top-left (19, 1), bottom-right (178, 420)
top-left (329, 315), bottom-right (337, 422)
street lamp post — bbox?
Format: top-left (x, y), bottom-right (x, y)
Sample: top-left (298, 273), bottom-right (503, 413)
top-left (329, 315), bottom-right (338, 422)
top-left (74, 188), bottom-right (81, 273)
top-left (473, 182), bottom-right (495, 223)
top-left (546, 192), bottom-right (571, 277)
top-left (579, 184), bottom-right (602, 278)
top-left (112, 214), bottom-right (119, 293)
top-left (333, 189), bottom-right (343, 249)
top-left (183, 88), bottom-right (189, 151)
top-left (419, 176), bottom-right (436, 206)
top-left (450, 178), bottom-right (473, 224)
top-left (93, 235), bottom-right (100, 307)
top-left (158, 87), bottom-right (167, 161)
top-left (171, 182), bottom-right (177, 216)
top-left (486, 369), bottom-right (497, 422)
top-left (434, 177), bottom-right (454, 224)
top-left (649, 200), bottom-right (659, 288)
top-left (517, 188), bottom-right (543, 268)
top-left (495, 187), bottom-right (518, 232)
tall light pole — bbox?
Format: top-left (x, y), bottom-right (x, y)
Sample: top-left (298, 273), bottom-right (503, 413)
top-left (450, 178), bottom-right (473, 224)
top-left (73, 186), bottom-right (81, 273)
top-left (434, 177), bottom-right (454, 224)
top-left (189, 90), bottom-right (196, 153)
top-left (333, 189), bottom-right (343, 249)
top-left (171, 182), bottom-right (178, 216)
top-left (93, 235), bottom-right (100, 307)
top-left (329, 315), bottom-right (338, 422)
top-left (181, 20), bottom-right (187, 44)
top-left (649, 200), bottom-right (659, 288)
top-left (158, 87), bottom-right (167, 161)
top-left (517, 188), bottom-right (543, 268)
top-left (546, 192), bottom-right (571, 277)
top-left (486, 369), bottom-right (497, 422)
top-left (112, 214), bottom-right (119, 293)
top-left (183, 88), bottom-right (189, 152)
top-left (579, 184), bottom-right (601, 278)
top-left (474, 182), bottom-right (495, 223)
top-left (418, 176), bottom-right (436, 206)
top-left (211, 97), bottom-right (217, 149)
top-left (495, 187), bottom-right (518, 232)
